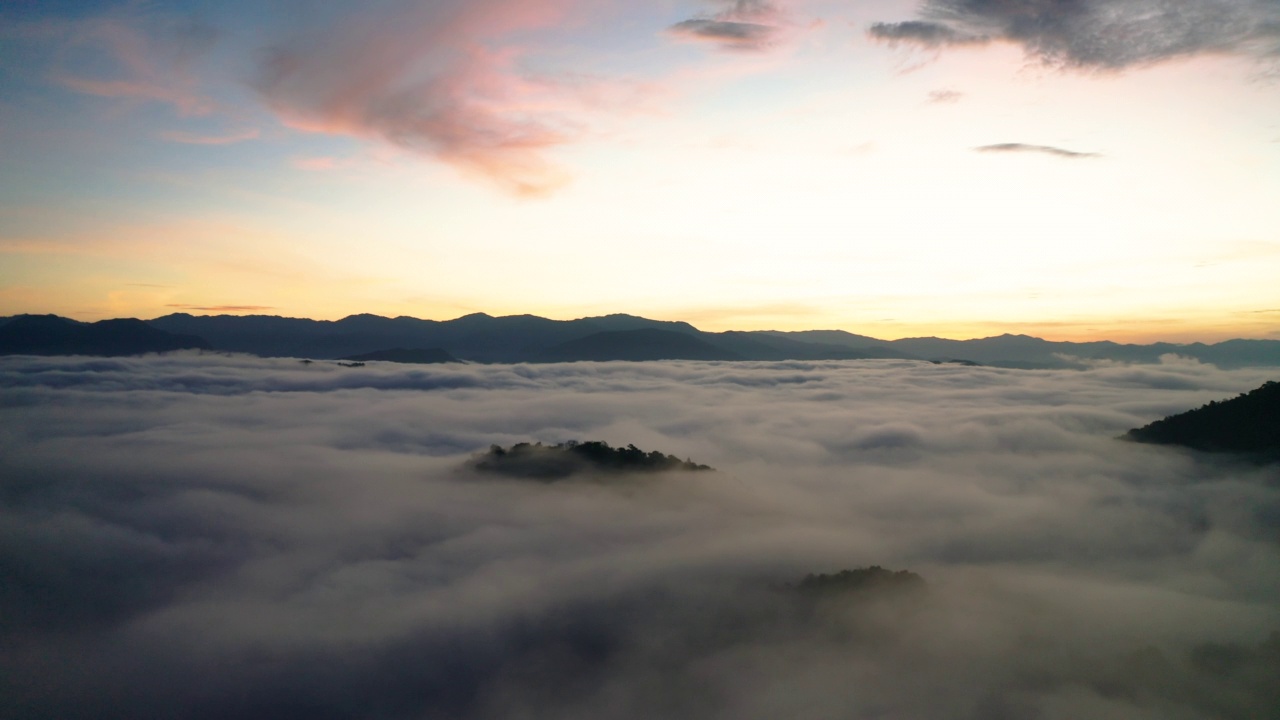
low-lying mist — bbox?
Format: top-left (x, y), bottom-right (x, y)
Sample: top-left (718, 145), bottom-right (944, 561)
top-left (2, 354), bottom-right (1277, 719)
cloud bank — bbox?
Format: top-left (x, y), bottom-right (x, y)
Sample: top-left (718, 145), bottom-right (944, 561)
top-left (2, 354), bottom-right (1278, 719)
top-left (869, 0), bottom-right (1280, 70)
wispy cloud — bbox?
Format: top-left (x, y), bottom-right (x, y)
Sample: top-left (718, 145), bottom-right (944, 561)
top-left (927, 88), bottom-right (963, 104)
top-left (54, 75), bottom-right (213, 115)
top-left (668, 0), bottom-right (789, 52)
top-left (976, 143), bottom-right (1100, 159)
top-left (869, 0), bottom-right (1280, 70)
top-left (48, 12), bottom-right (217, 116)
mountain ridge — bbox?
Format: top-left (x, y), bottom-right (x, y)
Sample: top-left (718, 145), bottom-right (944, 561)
top-left (0, 315), bottom-right (210, 356)
top-left (3, 311), bottom-right (1279, 368)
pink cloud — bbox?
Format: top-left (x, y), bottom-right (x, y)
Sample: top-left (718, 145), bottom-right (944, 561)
top-left (292, 156), bottom-right (341, 172)
top-left (255, 0), bottom-right (593, 196)
top-left (161, 128), bottom-right (260, 145)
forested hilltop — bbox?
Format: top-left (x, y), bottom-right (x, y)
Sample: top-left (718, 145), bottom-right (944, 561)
top-left (1125, 381), bottom-right (1280, 457)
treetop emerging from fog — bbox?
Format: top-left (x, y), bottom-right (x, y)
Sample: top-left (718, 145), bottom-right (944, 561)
top-left (470, 440), bottom-right (714, 480)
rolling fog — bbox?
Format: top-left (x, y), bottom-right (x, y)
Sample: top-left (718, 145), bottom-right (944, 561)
top-left (2, 353), bottom-right (1278, 719)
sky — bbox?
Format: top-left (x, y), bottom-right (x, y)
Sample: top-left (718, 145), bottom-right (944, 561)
top-left (3, 354), bottom-right (1278, 718)
top-left (1, 0), bottom-right (1279, 342)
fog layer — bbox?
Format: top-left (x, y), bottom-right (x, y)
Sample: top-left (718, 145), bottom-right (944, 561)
top-left (2, 354), bottom-right (1277, 719)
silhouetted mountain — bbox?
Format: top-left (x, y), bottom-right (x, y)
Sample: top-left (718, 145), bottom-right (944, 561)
top-left (1124, 381), bottom-right (1280, 457)
top-left (0, 315), bottom-right (210, 356)
top-left (144, 312), bottom-right (1280, 366)
top-left (469, 440), bottom-right (713, 480)
top-left (1195, 340), bottom-right (1280, 368)
top-left (0, 310), bottom-right (1255, 366)
top-left (147, 312), bottom-right (915, 362)
top-left (578, 313), bottom-right (701, 335)
top-left (148, 312), bottom-right (686, 362)
top-left (540, 328), bottom-right (741, 362)
top-left (340, 347), bottom-right (458, 364)
top-left (891, 334), bottom-right (1062, 367)
top-left (887, 334), bottom-right (1280, 369)
top-left (761, 329), bottom-right (893, 349)
top-left (714, 331), bottom-right (915, 360)
top-left (701, 331), bottom-right (823, 361)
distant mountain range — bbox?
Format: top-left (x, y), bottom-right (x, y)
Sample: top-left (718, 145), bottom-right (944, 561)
top-left (2, 311), bottom-right (1279, 368)
top-left (140, 312), bottom-right (916, 363)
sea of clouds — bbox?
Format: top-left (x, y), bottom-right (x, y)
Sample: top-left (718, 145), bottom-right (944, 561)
top-left (2, 353), bottom-right (1278, 719)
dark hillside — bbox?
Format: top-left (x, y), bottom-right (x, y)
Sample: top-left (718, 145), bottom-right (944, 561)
top-left (1124, 381), bottom-right (1280, 456)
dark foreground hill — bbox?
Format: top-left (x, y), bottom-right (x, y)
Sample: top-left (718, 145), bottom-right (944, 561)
top-left (1124, 381), bottom-right (1280, 457)
top-left (469, 440), bottom-right (714, 480)
top-left (0, 315), bottom-right (209, 356)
